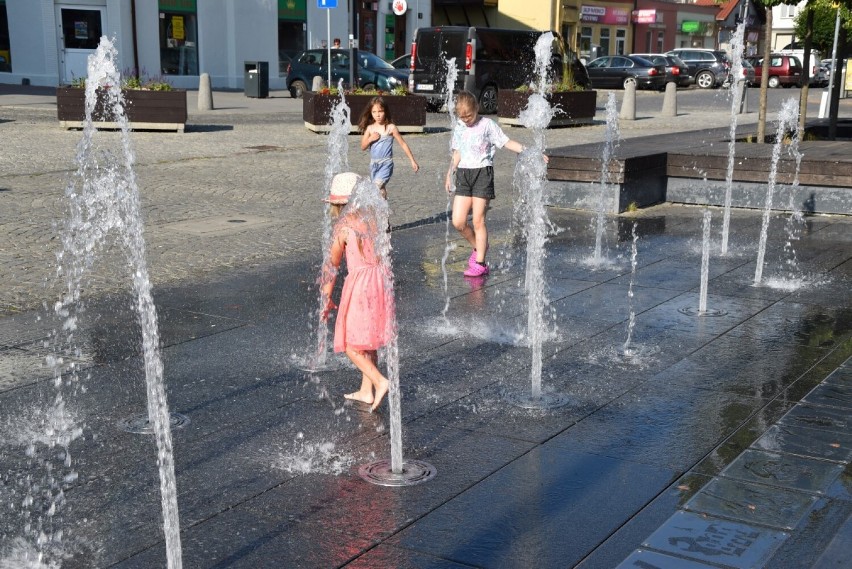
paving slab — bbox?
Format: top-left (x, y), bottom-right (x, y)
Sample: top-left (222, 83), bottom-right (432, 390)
top-left (0, 86), bottom-right (850, 568)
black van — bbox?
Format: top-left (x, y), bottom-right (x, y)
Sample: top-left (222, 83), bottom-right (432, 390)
top-left (408, 26), bottom-right (589, 114)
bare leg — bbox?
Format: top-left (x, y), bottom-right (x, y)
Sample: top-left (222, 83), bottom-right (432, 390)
top-left (452, 195), bottom-right (476, 248)
top-left (345, 348), bottom-right (389, 412)
top-left (470, 197), bottom-right (490, 263)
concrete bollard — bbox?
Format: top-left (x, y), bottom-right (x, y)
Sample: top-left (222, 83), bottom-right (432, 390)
top-left (619, 79), bottom-right (636, 120)
top-left (661, 82), bottom-right (677, 117)
top-left (197, 72), bottom-right (214, 111)
top-left (311, 76), bottom-right (326, 91)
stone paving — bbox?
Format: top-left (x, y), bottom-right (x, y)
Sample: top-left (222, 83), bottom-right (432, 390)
top-left (0, 85), bottom-right (850, 569)
top-left (2, 85), bottom-right (839, 315)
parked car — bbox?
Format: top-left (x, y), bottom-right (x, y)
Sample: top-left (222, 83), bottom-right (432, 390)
top-left (390, 54), bottom-right (411, 70)
top-left (729, 58), bottom-right (756, 86)
top-left (278, 50), bottom-right (296, 76)
top-left (778, 45), bottom-right (824, 86)
top-left (631, 53), bottom-right (690, 87)
top-left (744, 54), bottom-right (803, 88)
top-left (585, 55), bottom-right (667, 90)
top-left (409, 26), bottom-right (590, 114)
top-left (666, 48), bottom-right (731, 89)
top-left (285, 49), bottom-right (408, 98)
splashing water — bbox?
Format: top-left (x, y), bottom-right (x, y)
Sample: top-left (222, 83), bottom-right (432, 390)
top-left (622, 222), bottom-right (638, 355)
top-left (699, 210), bottom-right (712, 313)
top-left (720, 22), bottom-right (746, 255)
top-left (777, 125), bottom-right (806, 286)
top-left (310, 82), bottom-right (350, 370)
top-left (754, 98), bottom-right (799, 285)
top-left (593, 93), bottom-right (620, 264)
top-left (441, 57), bottom-right (459, 320)
top-left (23, 36), bottom-right (183, 568)
top-left (275, 433), bottom-right (354, 475)
top-left (513, 33), bottom-right (556, 400)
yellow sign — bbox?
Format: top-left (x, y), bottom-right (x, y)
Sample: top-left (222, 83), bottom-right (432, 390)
top-left (172, 16), bottom-right (185, 40)
top-left (845, 59), bottom-right (852, 91)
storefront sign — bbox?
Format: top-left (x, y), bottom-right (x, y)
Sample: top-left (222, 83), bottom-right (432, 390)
top-left (580, 5), bottom-right (629, 25)
top-left (681, 20), bottom-right (704, 34)
top-left (74, 21), bottom-right (88, 39)
top-left (632, 9), bottom-right (658, 24)
top-left (278, 0), bottom-right (307, 20)
top-left (172, 16), bottom-right (185, 40)
top-left (158, 0), bottom-right (196, 13)
top-left (392, 0), bottom-right (407, 16)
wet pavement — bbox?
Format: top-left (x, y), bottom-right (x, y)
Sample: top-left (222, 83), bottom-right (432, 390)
top-left (0, 85), bottom-right (851, 568)
top-left (0, 203), bottom-right (850, 568)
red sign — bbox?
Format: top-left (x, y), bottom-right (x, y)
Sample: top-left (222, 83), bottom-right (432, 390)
top-left (632, 9), bottom-right (657, 24)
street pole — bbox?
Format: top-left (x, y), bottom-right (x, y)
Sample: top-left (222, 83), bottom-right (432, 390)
top-left (327, 7), bottom-right (332, 86)
top-left (818, 6), bottom-right (841, 119)
top-left (350, 1), bottom-right (358, 90)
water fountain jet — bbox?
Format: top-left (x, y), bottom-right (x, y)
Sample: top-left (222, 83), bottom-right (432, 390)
top-left (503, 33), bottom-right (569, 411)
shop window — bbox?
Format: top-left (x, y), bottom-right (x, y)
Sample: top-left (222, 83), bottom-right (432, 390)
top-left (580, 26), bottom-right (592, 58)
top-left (657, 32), bottom-right (664, 53)
top-left (0, 1), bottom-right (10, 72)
top-left (615, 29), bottom-right (626, 55)
top-left (600, 29), bottom-right (610, 57)
top-left (159, 1), bottom-right (198, 76)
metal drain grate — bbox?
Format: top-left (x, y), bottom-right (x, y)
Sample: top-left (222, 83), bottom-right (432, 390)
top-left (118, 412), bottom-right (190, 434)
top-left (358, 459), bottom-right (437, 486)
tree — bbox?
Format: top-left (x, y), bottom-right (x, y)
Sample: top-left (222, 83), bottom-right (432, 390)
top-left (793, 0), bottom-right (852, 55)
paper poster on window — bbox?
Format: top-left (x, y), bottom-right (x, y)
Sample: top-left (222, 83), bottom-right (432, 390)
top-left (75, 21), bottom-right (88, 39)
top-left (172, 16), bottom-right (185, 40)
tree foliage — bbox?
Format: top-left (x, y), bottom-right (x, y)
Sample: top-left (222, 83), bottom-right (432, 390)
top-left (793, 0), bottom-right (852, 54)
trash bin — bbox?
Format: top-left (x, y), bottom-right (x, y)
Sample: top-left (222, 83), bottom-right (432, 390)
top-left (244, 61), bottom-right (269, 98)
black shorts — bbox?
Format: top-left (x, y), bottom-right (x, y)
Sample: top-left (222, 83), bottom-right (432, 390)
top-left (455, 166), bottom-right (495, 200)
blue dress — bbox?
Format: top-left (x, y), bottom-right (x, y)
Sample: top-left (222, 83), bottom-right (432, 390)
top-left (369, 129), bottom-right (394, 184)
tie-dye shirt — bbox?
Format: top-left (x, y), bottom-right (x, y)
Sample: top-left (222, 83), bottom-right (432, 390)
top-left (451, 116), bottom-right (510, 169)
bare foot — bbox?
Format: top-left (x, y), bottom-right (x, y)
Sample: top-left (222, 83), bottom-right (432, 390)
top-left (344, 391), bottom-right (373, 404)
top-left (370, 378), bottom-right (389, 413)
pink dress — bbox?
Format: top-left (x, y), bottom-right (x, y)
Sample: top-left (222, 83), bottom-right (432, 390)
top-left (333, 221), bottom-right (394, 352)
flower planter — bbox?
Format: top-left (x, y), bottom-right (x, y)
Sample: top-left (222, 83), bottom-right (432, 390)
top-left (57, 86), bottom-right (187, 132)
top-left (497, 89), bottom-right (597, 128)
top-left (303, 92), bottom-right (427, 133)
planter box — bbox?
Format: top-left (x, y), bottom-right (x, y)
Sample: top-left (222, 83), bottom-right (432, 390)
top-left (303, 92), bottom-right (427, 133)
top-left (57, 86), bottom-right (187, 132)
top-left (497, 89), bottom-right (597, 128)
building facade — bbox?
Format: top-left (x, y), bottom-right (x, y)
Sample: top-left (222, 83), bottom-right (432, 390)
top-left (632, 0), bottom-right (719, 54)
top-left (0, 0), bottom-right (430, 88)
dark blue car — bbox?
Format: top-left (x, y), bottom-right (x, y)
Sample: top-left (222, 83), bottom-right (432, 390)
top-left (285, 49), bottom-right (408, 98)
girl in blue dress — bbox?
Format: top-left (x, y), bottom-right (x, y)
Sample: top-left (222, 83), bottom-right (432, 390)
top-left (358, 96), bottom-right (419, 198)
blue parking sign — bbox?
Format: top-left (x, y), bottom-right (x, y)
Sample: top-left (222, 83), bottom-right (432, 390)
top-left (318, 0), bottom-right (337, 7)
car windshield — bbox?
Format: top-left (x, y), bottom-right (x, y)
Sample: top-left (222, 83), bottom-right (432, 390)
top-left (360, 52), bottom-right (394, 69)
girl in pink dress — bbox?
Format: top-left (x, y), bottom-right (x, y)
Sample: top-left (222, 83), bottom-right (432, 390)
top-left (321, 173), bottom-right (393, 412)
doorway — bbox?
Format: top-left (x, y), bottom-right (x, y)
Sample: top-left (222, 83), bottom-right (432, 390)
top-left (56, 5), bottom-right (106, 84)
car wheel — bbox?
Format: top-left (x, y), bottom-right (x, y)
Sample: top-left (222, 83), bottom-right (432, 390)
top-left (362, 83), bottom-right (376, 92)
top-left (623, 77), bottom-right (637, 90)
top-left (768, 76), bottom-right (780, 88)
top-left (696, 71), bottom-right (715, 89)
top-left (425, 100), bottom-right (442, 113)
top-left (479, 85), bottom-right (498, 114)
top-left (289, 80), bottom-right (307, 99)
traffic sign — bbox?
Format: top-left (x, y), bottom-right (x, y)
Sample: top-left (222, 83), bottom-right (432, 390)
top-left (318, 0), bottom-right (337, 7)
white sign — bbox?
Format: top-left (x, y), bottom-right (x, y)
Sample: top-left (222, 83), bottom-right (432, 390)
top-left (392, 0), bottom-right (407, 16)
